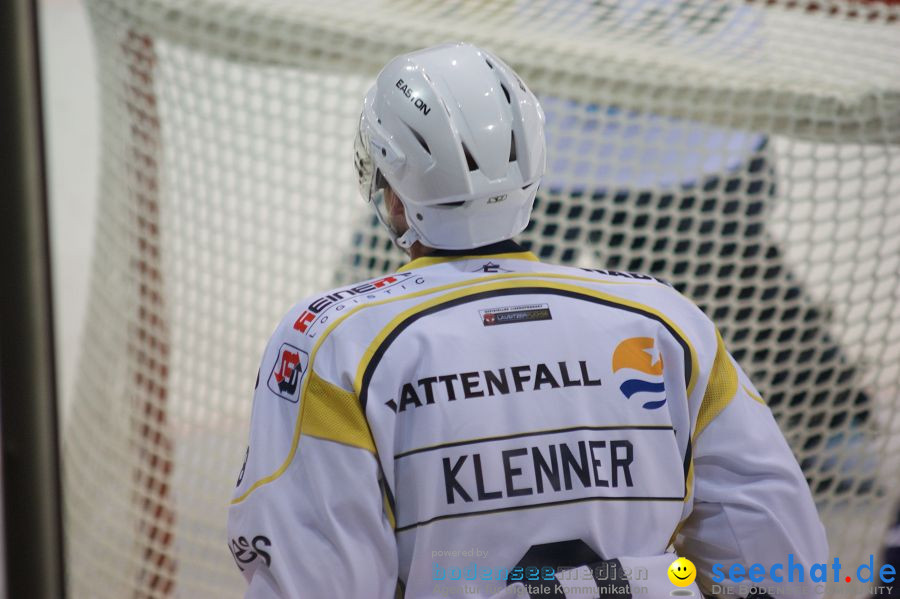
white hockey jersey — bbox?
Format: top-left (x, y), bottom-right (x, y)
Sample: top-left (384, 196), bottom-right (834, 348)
top-left (227, 242), bottom-right (827, 599)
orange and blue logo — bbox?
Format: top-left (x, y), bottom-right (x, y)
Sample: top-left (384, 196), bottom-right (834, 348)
top-left (612, 337), bottom-right (666, 410)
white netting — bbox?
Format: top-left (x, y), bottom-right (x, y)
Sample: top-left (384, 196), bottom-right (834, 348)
top-left (66, 0), bottom-right (900, 597)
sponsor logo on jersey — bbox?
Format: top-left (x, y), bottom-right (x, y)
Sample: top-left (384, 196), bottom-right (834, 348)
top-left (229, 535), bottom-right (272, 571)
top-left (383, 359), bottom-right (601, 413)
top-left (267, 343), bottom-right (308, 403)
top-left (612, 337), bottom-right (666, 410)
top-left (292, 273), bottom-right (415, 334)
top-left (480, 303), bottom-right (551, 326)
top-left (471, 261), bottom-right (512, 273)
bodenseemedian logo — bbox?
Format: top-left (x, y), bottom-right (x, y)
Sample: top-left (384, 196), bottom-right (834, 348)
top-left (708, 554), bottom-right (896, 597)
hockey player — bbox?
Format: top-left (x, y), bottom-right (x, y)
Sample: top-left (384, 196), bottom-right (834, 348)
top-left (227, 42), bottom-right (827, 599)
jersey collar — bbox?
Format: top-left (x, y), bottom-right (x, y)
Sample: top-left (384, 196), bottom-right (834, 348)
top-left (397, 240), bottom-right (538, 272)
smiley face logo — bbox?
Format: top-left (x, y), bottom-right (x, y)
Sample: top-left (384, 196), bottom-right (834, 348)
top-left (668, 557), bottom-right (696, 587)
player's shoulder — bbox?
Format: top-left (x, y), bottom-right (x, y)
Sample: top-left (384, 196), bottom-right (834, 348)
top-left (268, 268), bottom-right (441, 350)
top-left (538, 260), bottom-right (676, 297)
top-left (571, 265), bottom-right (672, 288)
top-left (541, 261), bottom-right (714, 332)
top-left (255, 270), bottom-right (422, 402)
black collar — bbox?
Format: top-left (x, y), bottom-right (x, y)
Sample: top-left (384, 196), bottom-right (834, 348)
top-left (427, 239), bottom-right (526, 257)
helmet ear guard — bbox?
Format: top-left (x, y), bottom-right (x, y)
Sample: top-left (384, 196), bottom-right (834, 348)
top-left (367, 130), bottom-right (406, 176)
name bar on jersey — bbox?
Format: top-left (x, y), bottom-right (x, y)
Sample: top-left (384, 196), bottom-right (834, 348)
top-left (393, 427), bottom-right (684, 531)
top-left (442, 438), bottom-right (635, 505)
top-left (383, 360), bottom-right (603, 413)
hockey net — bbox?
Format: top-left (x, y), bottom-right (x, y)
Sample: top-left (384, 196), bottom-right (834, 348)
top-left (66, 0), bottom-right (900, 596)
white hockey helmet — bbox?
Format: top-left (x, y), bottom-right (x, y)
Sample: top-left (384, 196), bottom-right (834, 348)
top-left (354, 42), bottom-right (546, 250)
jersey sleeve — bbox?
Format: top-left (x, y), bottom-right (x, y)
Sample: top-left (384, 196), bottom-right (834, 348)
top-left (226, 307), bottom-right (398, 598)
top-left (676, 330), bottom-right (829, 598)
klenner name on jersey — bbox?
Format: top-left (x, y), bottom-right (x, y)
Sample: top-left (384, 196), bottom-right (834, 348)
top-left (393, 426), bottom-right (682, 528)
top-left (383, 360), bottom-right (603, 413)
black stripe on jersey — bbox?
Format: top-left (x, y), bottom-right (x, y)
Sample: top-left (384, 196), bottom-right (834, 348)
top-left (394, 493), bottom-right (685, 533)
top-left (428, 239), bottom-right (526, 257)
top-left (358, 286), bottom-right (694, 411)
top-left (395, 424), bottom-right (674, 460)
top-left (383, 473), bottom-right (397, 522)
top-left (378, 475), bottom-right (397, 528)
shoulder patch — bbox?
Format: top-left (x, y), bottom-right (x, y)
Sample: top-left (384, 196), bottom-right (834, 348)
top-left (267, 342), bottom-right (309, 403)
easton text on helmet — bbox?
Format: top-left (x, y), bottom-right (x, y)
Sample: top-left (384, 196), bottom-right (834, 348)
top-left (395, 79), bottom-right (431, 115)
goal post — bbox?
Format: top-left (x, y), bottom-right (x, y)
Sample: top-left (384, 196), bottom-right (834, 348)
top-left (66, 0), bottom-right (900, 597)
top-left (0, 0), bottom-right (66, 596)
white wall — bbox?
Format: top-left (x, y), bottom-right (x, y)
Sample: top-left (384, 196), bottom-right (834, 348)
top-left (39, 0), bottom-right (98, 413)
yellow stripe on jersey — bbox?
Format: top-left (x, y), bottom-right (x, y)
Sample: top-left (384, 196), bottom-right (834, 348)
top-left (396, 250), bottom-right (539, 273)
top-left (744, 384), bottom-right (766, 405)
top-left (302, 369), bottom-right (376, 453)
top-left (672, 330), bottom-right (740, 543)
top-left (692, 330), bottom-right (739, 443)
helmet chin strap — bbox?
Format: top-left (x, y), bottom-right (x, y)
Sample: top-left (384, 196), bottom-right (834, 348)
top-left (395, 227), bottom-right (419, 250)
